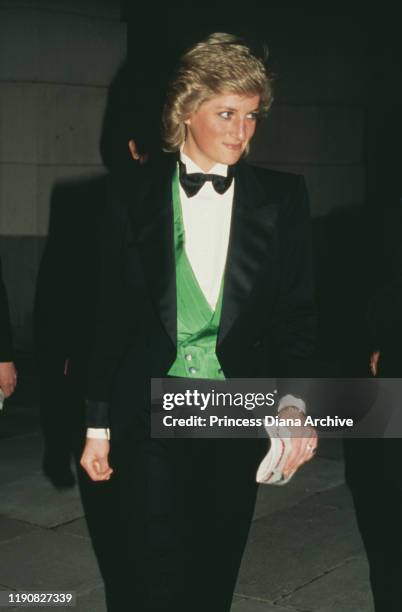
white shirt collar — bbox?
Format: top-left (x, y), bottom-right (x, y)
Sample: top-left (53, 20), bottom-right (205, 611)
top-left (180, 148), bottom-right (228, 177)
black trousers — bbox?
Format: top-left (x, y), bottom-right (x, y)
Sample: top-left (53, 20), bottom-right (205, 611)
top-left (345, 438), bottom-right (402, 612)
top-left (106, 437), bottom-right (267, 612)
top-left (344, 354), bottom-right (402, 612)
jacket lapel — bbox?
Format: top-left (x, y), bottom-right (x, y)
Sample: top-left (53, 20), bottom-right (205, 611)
top-left (129, 154), bottom-right (275, 350)
top-left (134, 153), bottom-right (178, 347)
top-left (218, 161), bottom-right (277, 346)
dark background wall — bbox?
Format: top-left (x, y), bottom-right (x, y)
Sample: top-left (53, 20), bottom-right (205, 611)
top-left (0, 1), bottom-right (400, 357)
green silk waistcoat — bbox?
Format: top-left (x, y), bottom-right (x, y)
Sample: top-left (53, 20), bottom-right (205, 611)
top-left (167, 169), bottom-right (225, 380)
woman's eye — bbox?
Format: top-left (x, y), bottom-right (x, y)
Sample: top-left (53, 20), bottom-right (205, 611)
top-left (219, 111), bottom-right (232, 119)
top-left (247, 112), bottom-right (258, 120)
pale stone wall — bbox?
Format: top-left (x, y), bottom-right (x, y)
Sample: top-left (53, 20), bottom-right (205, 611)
top-left (0, 0), bottom-right (126, 347)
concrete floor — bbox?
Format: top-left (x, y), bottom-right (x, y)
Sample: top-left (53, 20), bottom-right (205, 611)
top-left (0, 361), bottom-right (375, 612)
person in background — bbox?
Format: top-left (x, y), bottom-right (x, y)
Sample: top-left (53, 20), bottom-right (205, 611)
top-left (34, 59), bottom-right (157, 610)
top-left (0, 256), bottom-right (17, 401)
top-left (345, 199), bottom-right (402, 612)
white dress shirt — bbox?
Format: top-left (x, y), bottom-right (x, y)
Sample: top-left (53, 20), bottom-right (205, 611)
top-left (178, 150), bottom-right (234, 309)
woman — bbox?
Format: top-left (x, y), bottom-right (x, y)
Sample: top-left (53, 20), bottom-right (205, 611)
top-left (81, 33), bottom-right (317, 612)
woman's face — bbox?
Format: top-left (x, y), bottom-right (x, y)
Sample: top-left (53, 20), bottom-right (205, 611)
top-left (183, 92), bottom-right (260, 172)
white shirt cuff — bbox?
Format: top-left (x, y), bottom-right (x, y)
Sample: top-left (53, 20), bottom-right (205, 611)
top-left (86, 427), bottom-right (110, 440)
top-left (277, 394), bottom-right (306, 415)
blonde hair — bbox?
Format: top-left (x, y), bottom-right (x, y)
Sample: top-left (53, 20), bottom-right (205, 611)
top-left (162, 32), bottom-right (273, 151)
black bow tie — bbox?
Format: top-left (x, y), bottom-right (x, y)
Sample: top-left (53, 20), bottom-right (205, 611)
top-left (179, 160), bottom-right (234, 198)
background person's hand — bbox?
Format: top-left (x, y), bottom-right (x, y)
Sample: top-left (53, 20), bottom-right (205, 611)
top-left (0, 361), bottom-right (17, 398)
top-left (278, 407), bottom-right (318, 478)
top-left (80, 438), bottom-right (113, 481)
top-left (370, 350), bottom-right (380, 376)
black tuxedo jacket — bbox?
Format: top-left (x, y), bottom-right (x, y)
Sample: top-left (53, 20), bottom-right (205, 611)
top-left (86, 153), bottom-right (316, 438)
top-left (0, 257), bottom-right (13, 362)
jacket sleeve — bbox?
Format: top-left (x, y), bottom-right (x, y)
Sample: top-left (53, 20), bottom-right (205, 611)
top-left (85, 179), bottom-right (130, 427)
top-left (274, 175), bottom-right (317, 378)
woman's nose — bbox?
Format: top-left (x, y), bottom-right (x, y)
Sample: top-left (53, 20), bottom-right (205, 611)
top-left (230, 118), bottom-right (246, 141)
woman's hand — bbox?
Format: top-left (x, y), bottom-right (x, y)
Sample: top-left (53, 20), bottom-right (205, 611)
top-left (80, 438), bottom-right (113, 481)
top-left (279, 407), bottom-right (318, 478)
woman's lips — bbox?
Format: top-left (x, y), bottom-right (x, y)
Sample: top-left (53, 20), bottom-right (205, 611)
top-left (224, 143), bottom-right (243, 150)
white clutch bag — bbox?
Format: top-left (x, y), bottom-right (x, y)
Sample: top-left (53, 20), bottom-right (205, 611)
top-left (256, 426), bottom-right (295, 485)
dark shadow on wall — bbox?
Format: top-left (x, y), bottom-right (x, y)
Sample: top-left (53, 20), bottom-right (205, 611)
top-left (34, 58), bottom-right (153, 485)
